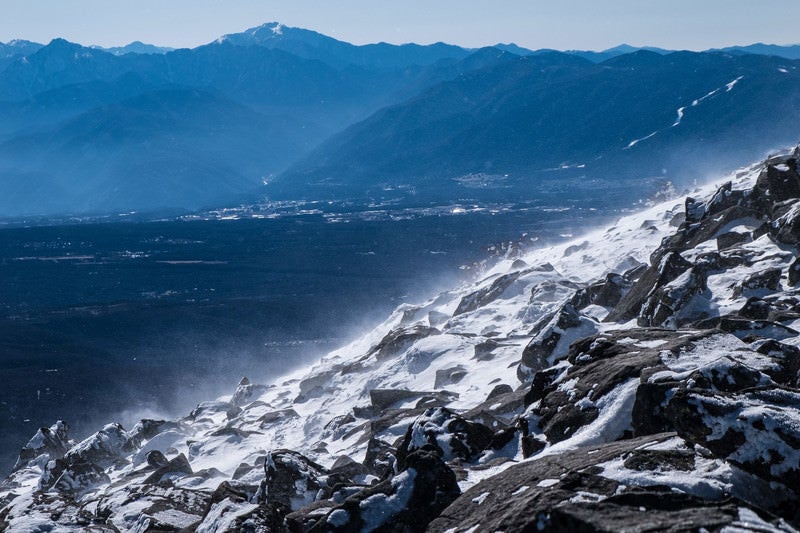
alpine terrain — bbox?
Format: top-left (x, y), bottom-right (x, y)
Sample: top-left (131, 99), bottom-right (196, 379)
top-left (4, 146), bottom-right (800, 531)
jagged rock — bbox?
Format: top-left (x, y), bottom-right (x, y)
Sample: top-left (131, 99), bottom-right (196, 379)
top-left (751, 339), bottom-right (800, 387)
top-left (486, 383), bottom-right (514, 400)
top-left (518, 303), bottom-right (596, 380)
top-left (542, 492), bottom-right (789, 532)
top-left (473, 339), bottom-right (500, 360)
top-left (739, 296), bottom-right (771, 319)
top-left (61, 423), bottom-right (130, 469)
top-left (732, 267), bottom-right (782, 298)
top-left (638, 265), bottom-right (709, 328)
top-left (667, 387), bottom-right (800, 489)
top-left (257, 449), bottom-right (351, 512)
top-left (52, 461), bottom-right (110, 494)
top-left (654, 204), bottom-right (760, 264)
top-left (369, 389), bottom-right (457, 414)
top-left (460, 388), bottom-right (527, 452)
top-left (143, 453), bottom-right (193, 484)
top-left (125, 419), bottom-right (181, 449)
top-left (433, 365), bottom-right (467, 388)
top-left (362, 438), bottom-right (396, 480)
top-left (259, 408), bottom-right (301, 427)
top-left (97, 485), bottom-right (212, 531)
top-left (13, 420), bottom-right (71, 471)
top-left (773, 201), bottom-right (800, 244)
top-left (427, 434), bottom-right (793, 532)
top-left (622, 448), bottom-right (695, 471)
top-left (190, 400), bottom-right (234, 421)
top-left (528, 330), bottom-right (685, 444)
top-left (145, 450), bottom-right (169, 469)
top-left (717, 230), bottom-right (750, 250)
top-left (606, 251), bottom-right (692, 323)
top-left (396, 408), bottom-right (494, 469)
top-left (755, 157), bottom-right (800, 203)
top-left (367, 325), bottom-right (441, 361)
top-left (789, 256), bottom-right (800, 287)
top-left (231, 377), bottom-right (270, 407)
top-left (454, 270), bottom-right (524, 315)
top-left (304, 448), bottom-right (460, 533)
top-left (571, 272), bottom-right (631, 310)
top-left (692, 316), bottom-right (798, 340)
top-left (329, 456), bottom-right (369, 481)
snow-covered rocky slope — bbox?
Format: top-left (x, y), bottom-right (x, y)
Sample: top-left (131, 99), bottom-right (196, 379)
top-left (4, 148), bottom-right (800, 531)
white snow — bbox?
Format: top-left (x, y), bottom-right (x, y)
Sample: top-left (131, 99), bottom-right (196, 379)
top-left (359, 469), bottom-right (417, 532)
top-left (625, 131), bottom-right (658, 149)
top-left (673, 106), bottom-right (686, 126)
top-left (726, 76), bottom-right (744, 92)
top-left (471, 491), bottom-right (490, 504)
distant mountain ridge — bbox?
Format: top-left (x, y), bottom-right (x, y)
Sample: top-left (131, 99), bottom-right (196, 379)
top-left (272, 49), bottom-right (800, 205)
top-left (2, 24), bottom-right (800, 216)
top-left (0, 28), bottom-right (501, 216)
top-left (92, 41), bottom-right (175, 56)
top-left (217, 22), bottom-right (471, 69)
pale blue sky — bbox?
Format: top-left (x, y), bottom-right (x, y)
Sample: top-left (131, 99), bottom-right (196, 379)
top-left (3, 0), bottom-right (799, 51)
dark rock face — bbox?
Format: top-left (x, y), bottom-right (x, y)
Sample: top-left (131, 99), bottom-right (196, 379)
top-left (13, 420), bottom-right (70, 471)
top-left (38, 423), bottom-right (130, 494)
top-left (258, 449), bottom-right (351, 511)
top-left (755, 157), bottom-right (800, 203)
top-left (454, 270), bottom-right (525, 315)
top-left (427, 434), bottom-right (792, 532)
top-left (367, 326), bottom-right (441, 361)
top-left (143, 453), bottom-right (193, 484)
top-left (638, 265), bottom-right (708, 328)
top-left (732, 267), bottom-right (782, 298)
top-left (301, 449), bottom-right (460, 533)
top-left (717, 230), bottom-right (750, 250)
top-left (606, 252), bottom-right (692, 323)
top-left (518, 302), bottom-right (594, 380)
top-left (571, 273), bottom-right (631, 310)
top-left (395, 407), bottom-right (494, 469)
top-left (667, 387), bottom-right (800, 489)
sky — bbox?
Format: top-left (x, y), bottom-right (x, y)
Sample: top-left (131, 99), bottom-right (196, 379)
top-left (2, 0), bottom-right (800, 51)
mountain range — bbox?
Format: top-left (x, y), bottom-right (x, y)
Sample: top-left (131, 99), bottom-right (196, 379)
top-left (275, 50), bottom-right (800, 203)
top-left (2, 23), bottom-right (800, 216)
top-left (4, 144), bottom-right (800, 531)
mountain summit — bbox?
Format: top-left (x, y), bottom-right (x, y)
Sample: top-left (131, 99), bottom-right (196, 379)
top-left (216, 21), bottom-right (470, 69)
top-left (4, 147), bottom-right (800, 530)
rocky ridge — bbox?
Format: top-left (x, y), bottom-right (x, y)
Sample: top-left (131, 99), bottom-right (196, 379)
top-left (4, 149), bottom-right (800, 531)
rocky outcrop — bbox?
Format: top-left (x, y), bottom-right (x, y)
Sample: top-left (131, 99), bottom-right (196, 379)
top-left (295, 448), bottom-right (460, 533)
top-left (13, 420), bottom-right (71, 471)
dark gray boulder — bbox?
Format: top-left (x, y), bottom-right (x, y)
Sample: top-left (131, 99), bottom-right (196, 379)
top-left (732, 267), bottom-right (782, 298)
top-left (303, 448), bottom-right (460, 533)
top-left (367, 326), bottom-right (441, 361)
top-left (571, 272), bottom-right (631, 310)
top-left (667, 386), bottom-right (800, 490)
top-left (606, 252), bottom-right (692, 323)
top-left (454, 270), bottom-right (525, 315)
top-left (257, 449), bottom-right (352, 512)
top-left (143, 453), bottom-right (193, 484)
top-left (638, 265), bottom-right (709, 328)
top-left (395, 407), bottom-right (494, 469)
